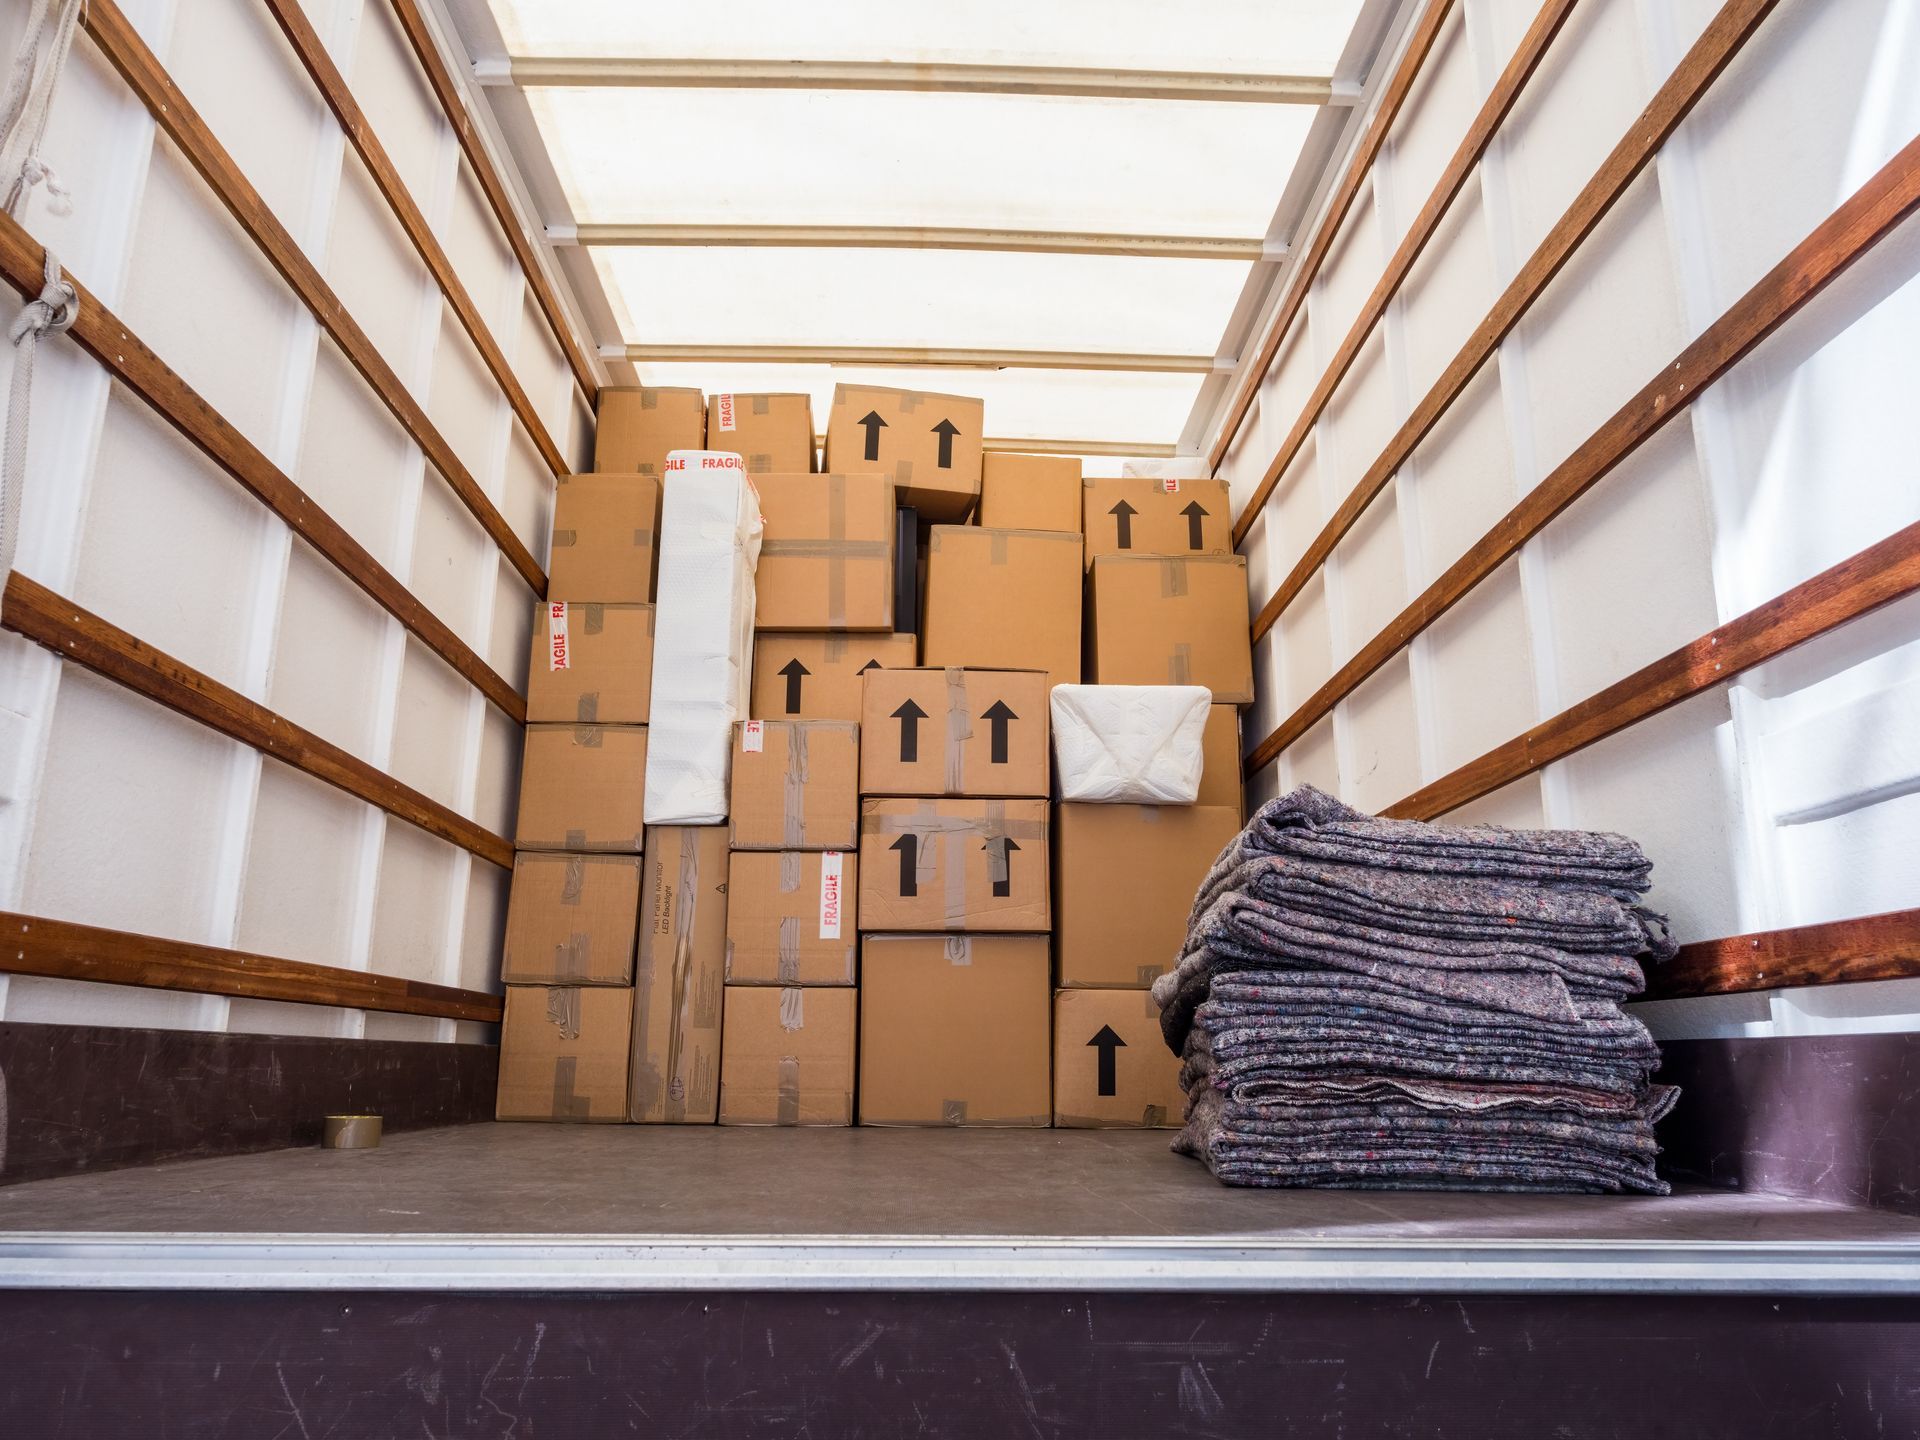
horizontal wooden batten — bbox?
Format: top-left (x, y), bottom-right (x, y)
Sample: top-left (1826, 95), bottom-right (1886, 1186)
top-left (1246, 125), bottom-right (1920, 775)
top-left (1224, 0), bottom-right (1577, 527)
top-left (1641, 910), bottom-right (1920, 1002)
top-left (81, 0), bottom-right (547, 599)
top-left (1, 573), bottom-right (515, 871)
top-left (389, 0), bottom-right (600, 404)
top-left (0, 912), bottom-right (504, 1022)
top-left (0, 213), bottom-right (525, 723)
top-left (1247, 0), bottom-right (1778, 637)
top-left (261, 0), bottom-right (569, 480)
top-left (567, 223), bottom-right (1273, 262)
top-left (617, 344), bottom-right (1220, 373)
top-left (1208, 0), bottom-right (1458, 475)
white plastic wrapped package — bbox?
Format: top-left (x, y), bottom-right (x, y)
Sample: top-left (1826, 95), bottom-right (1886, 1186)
top-left (1050, 684), bottom-right (1212, 804)
top-left (643, 450), bottom-right (763, 824)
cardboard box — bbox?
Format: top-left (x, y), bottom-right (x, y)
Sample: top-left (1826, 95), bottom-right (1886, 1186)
top-left (978, 452), bottom-right (1081, 533)
top-left (1052, 988), bottom-right (1185, 1128)
top-left (858, 798), bottom-right (1049, 932)
top-left (527, 601), bottom-right (654, 725)
top-left (1199, 703), bottom-right (1243, 815)
top-left (725, 850), bottom-right (858, 985)
top-left (859, 934), bottom-right (1050, 1126)
top-left (729, 720), bottom-right (859, 850)
top-left (515, 724), bottom-right (648, 854)
top-left (754, 473), bottom-right (895, 631)
top-left (859, 668), bottom-right (1050, 798)
top-left (1081, 476), bottom-right (1232, 568)
top-left (1087, 555), bottom-right (1254, 705)
top-left (496, 985), bottom-right (632, 1122)
top-left (718, 986), bottom-right (856, 1126)
top-left (751, 632), bottom-right (918, 722)
top-left (630, 825), bottom-right (729, 1123)
top-left (547, 473), bottom-right (661, 604)
top-left (707, 391), bottom-right (815, 474)
top-left (825, 384), bottom-right (982, 523)
top-left (1054, 803), bottom-right (1241, 987)
top-left (921, 526), bottom-right (1081, 694)
top-left (500, 853), bottom-right (640, 986)
top-left (594, 386), bottom-right (705, 476)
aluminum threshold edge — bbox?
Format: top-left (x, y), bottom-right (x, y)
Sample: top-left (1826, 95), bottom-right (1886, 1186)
top-left (3, 1234), bottom-right (1918, 1294)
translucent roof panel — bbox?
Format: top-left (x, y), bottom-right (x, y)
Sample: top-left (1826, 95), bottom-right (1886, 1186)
top-left (491, 1), bottom-right (1364, 76)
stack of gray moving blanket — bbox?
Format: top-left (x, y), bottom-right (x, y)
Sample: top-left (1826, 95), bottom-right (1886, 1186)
top-left (1154, 786), bottom-right (1679, 1193)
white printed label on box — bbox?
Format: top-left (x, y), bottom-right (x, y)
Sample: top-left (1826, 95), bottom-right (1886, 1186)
top-left (716, 393), bottom-right (736, 432)
top-left (818, 851), bottom-right (843, 939)
top-left (742, 719), bottom-right (764, 753)
top-left (547, 602), bottom-right (569, 671)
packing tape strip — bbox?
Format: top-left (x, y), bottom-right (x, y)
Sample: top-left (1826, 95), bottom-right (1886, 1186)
top-left (944, 936), bottom-right (972, 967)
top-left (783, 724), bottom-right (811, 848)
top-left (554, 932), bottom-right (590, 983)
top-left (1169, 643), bottom-right (1194, 686)
top-left (779, 986), bottom-right (806, 1032)
top-left (573, 725), bottom-right (603, 747)
top-left (1159, 559), bottom-right (1189, 598)
top-left (779, 851), bottom-right (802, 891)
top-left (778, 1056), bottom-right (802, 1127)
top-left (941, 1099), bottom-right (967, 1126)
top-left (560, 856), bottom-right (586, 905)
top-left (577, 693), bottom-right (600, 722)
top-left (828, 473), bottom-right (846, 629)
top-left (778, 916), bottom-right (801, 982)
top-left (546, 985), bottom-right (582, 1041)
top-left (552, 1055), bottom-right (588, 1120)
top-left (582, 603), bottom-right (604, 634)
top-left (943, 667), bottom-right (971, 794)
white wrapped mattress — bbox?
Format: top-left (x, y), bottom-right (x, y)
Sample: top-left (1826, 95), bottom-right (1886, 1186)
top-left (1050, 684), bottom-right (1211, 804)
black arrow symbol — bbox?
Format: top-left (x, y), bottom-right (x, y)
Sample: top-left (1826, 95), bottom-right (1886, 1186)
top-left (1088, 1025), bottom-right (1126, 1096)
top-left (1109, 499), bottom-right (1137, 549)
top-left (1181, 500), bottom-right (1209, 550)
top-left (983, 836), bottom-right (1019, 897)
top-left (778, 657), bottom-right (809, 714)
top-left (858, 409), bottom-right (887, 461)
top-left (931, 418), bottom-right (959, 468)
top-left (981, 699), bottom-right (1017, 764)
top-left (857, 659), bottom-right (882, 673)
top-left (892, 698), bottom-right (928, 762)
top-left (891, 834), bottom-right (918, 896)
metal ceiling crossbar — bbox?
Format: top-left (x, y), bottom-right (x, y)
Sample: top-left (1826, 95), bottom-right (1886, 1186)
top-left (560, 225), bottom-right (1281, 262)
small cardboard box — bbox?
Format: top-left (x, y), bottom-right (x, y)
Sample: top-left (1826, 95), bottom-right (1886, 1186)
top-left (630, 825), bottom-right (729, 1123)
top-left (718, 986), bottom-right (857, 1126)
top-left (1052, 987), bottom-right (1185, 1128)
top-left (501, 853), bottom-right (641, 986)
top-left (496, 985), bottom-right (632, 1122)
top-left (825, 383), bottom-right (983, 522)
top-left (1199, 703), bottom-right (1243, 816)
top-left (859, 668), bottom-right (1050, 798)
top-left (1081, 476), bottom-right (1232, 568)
top-left (1054, 803), bottom-right (1242, 988)
top-left (751, 632), bottom-right (918, 722)
top-left (527, 601), bottom-right (654, 725)
top-left (515, 724), bottom-right (648, 853)
top-left (547, 473), bottom-right (662, 604)
top-left (858, 798), bottom-right (1049, 932)
top-left (594, 386), bottom-right (706, 477)
top-left (725, 850), bottom-right (858, 985)
top-left (859, 934), bottom-right (1051, 1127)
top-left (707, 391), bottom-right (815, 474)
top-left (1087, 555), bottom-right (1254, 705)
top-left (729, 720), bottom-right (860, 851)
top-left (921, 526), bottom-right (1081, 694)
top-left (979, 452), bottom-right (1082, 533)
top-left (754, 473), bottom-right (895, 631)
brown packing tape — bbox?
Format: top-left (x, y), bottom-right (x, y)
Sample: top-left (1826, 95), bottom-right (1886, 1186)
top-left (780, 986), bottom-right (806, 1031)
top-left (944, 937), bottom-right (972, 966)
top-left (582, 604), bottom-right (604, 635)
top-left (565, 828), bottom-right (588, 851)
top-left (783, 725), bottom-right (811, 848)
top-left (640, 389), bottom-right (658, 410)
top-left (552, 529), bottom-right (577, 548)
top-left (553, 1055), bottom-right (588, 1120)
top-left (634, 528), bottom-right (655, 550)
top-left (1169, 643), bottom-right (1194, 686)
top-left (941, 1099), bottom-right (967, 1126)
top-left (577, 693), bottom-right (600, 722)
top-left (899, 393), bottom-right (924, 413)
top-left (898, 459), bottom-right (913, 483)
top-left (1160, 559), bottom-right (1189, 598)
top-left (778, 916), bottom-right (801, 982)
top-left (573, 725), bottom-right (604, 747)
top-left (825, 634), bottom-right (848, 663)
top-left (751, 395), bottom-right (770, 415)
top-left (989, 531), bottom-right (1008, 565)
top-left (777, 1055), bottom-right (802, 1127)
top-left (560, 857), bottom-right (586, 904)
top-left (943, 667), bottom-right (971, 794)
top-left (664, 837), bottom-right (700, 1122)
top-left (1136, 963), bottom-right (1163, 986)
top-left (546, 985), bottom-right (583, 1039)
top-left (829, 473), bottom-right (846, 627)
top-left (554, 931), bottom-right (590, 983)
top-left (779, 851), bottom-right (801, 891)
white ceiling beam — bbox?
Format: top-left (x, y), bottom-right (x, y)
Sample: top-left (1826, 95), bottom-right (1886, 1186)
top-left (561, 224), bottom-right (1269, 262)
top-left (611, 344), bottom-right (1228, 374)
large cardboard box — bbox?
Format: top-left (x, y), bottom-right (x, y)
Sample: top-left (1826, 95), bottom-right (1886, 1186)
top-left (527, 601), bottom-right (654, 725)
top-left (859, 935), bottom-right (1050, 1127)
top-left (547, 473), bottom-right (661, 604)
top-left (978, 452), bottom-right (1081, 533)
top-left (729, 720), bottom-right (860, 850)
top-left (630, 825), bottom-right (729, 1123)
top-left (496, 985), bottom-right (632, 1122)
top-left (921, 526), bottom-right (1081, 693)
top-left (858, 798), bottom-right (1049, 932)
top-left (1199, 703), bottom-right (1243, 815)
top-left (725, 850), bottom-right (858, 985)
top-left (1054, 803), bottom-right (1241, 987)
top-left (825, 383), bottom-right (982, 522)
top-left (1087, 555), bottom-right (1255, 705)
top-left (751, 632), bottom-right (918, 722)
top-left (1052, 987), bottom-right (1185, 1128)
top-left (1081, 476), bottom-right (1232, 568)
top-left (754, 473), bottom-right (895, 631)
top-left (594, 386), bottom-right (705, 476)
top-left (859, 668), bottom-right (1050, 798)
top-left (515, 724), bottom-right (648, 853)
top-left (718, 986), bottom-right (857, 1126)
top-left (707, 391), bottom-right (815, 474)
top-left (500, 853), bottom-right (640, 986)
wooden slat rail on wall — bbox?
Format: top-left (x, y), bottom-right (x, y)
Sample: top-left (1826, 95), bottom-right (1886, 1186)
top-left (259, 0), bottom-right (570, 481)
top-left (81, 0), bottom-right (547, 598)
top-left (1246, 126), bottom-right (1920, 773)
top-left (0, 911), bottom-right (504, 1022)
top-left (1, 572), bottom-right (516, 870)
top-left (1643, 910), bottom-right (1920, 1002)
top-left (1246, 0), bottom-right (1779, 637)
top-left (0, 212), bottom-right (525, 722)
top-left (387, 0), bottom-right (600, 405)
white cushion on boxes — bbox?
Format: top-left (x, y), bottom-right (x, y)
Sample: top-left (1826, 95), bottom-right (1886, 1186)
top-left (1050, 684), bottom-right (1211, 804)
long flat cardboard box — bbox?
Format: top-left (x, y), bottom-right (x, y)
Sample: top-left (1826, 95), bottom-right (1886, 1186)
top-left (1081, 476), bottom-right (1231, 568)
top-left (594, 386), bottom-right (705, 477)
top-left (978, 452), bottom-right (1081, 532)
top-left (751, 632), bottom-right (918, 722)
top-left (858, 797), bottom-right (1049, 932)
top-left (729, 720), bottom-right (860, 851)
top-left (825, 383), bottom-right (982, 522)
top-left (754, 472), bottom-right (895, 631)
top-left (859, 667), bottom-right (1050, 798)
top-left (1053, 987), bottom-right (1185, 1128)
top-left (1087, 555), bottom-right (1254, 705)
top-left (1199, 703), bottom-right (1244, 816)
top-left (514, 724), bottom-right (648, 854)
top-left (547, 473), bottom-right (661, 604)
top-left (708, 391), bottom-right (815, 474)
top-left (496, 985), bottom-right (632, 1122)
top-left (528, 601), bottom-right (654, 725)
top-left (921, 526), bottom-right (1081, 694)
top-left (725, 850), bottom-right (857, 985)
top-left (501, 853), bottom-right (640, 986)
top-left (718, 986), bottom-right (856, 1126)
top-left (630, 825), bottom-right (729, 1123)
